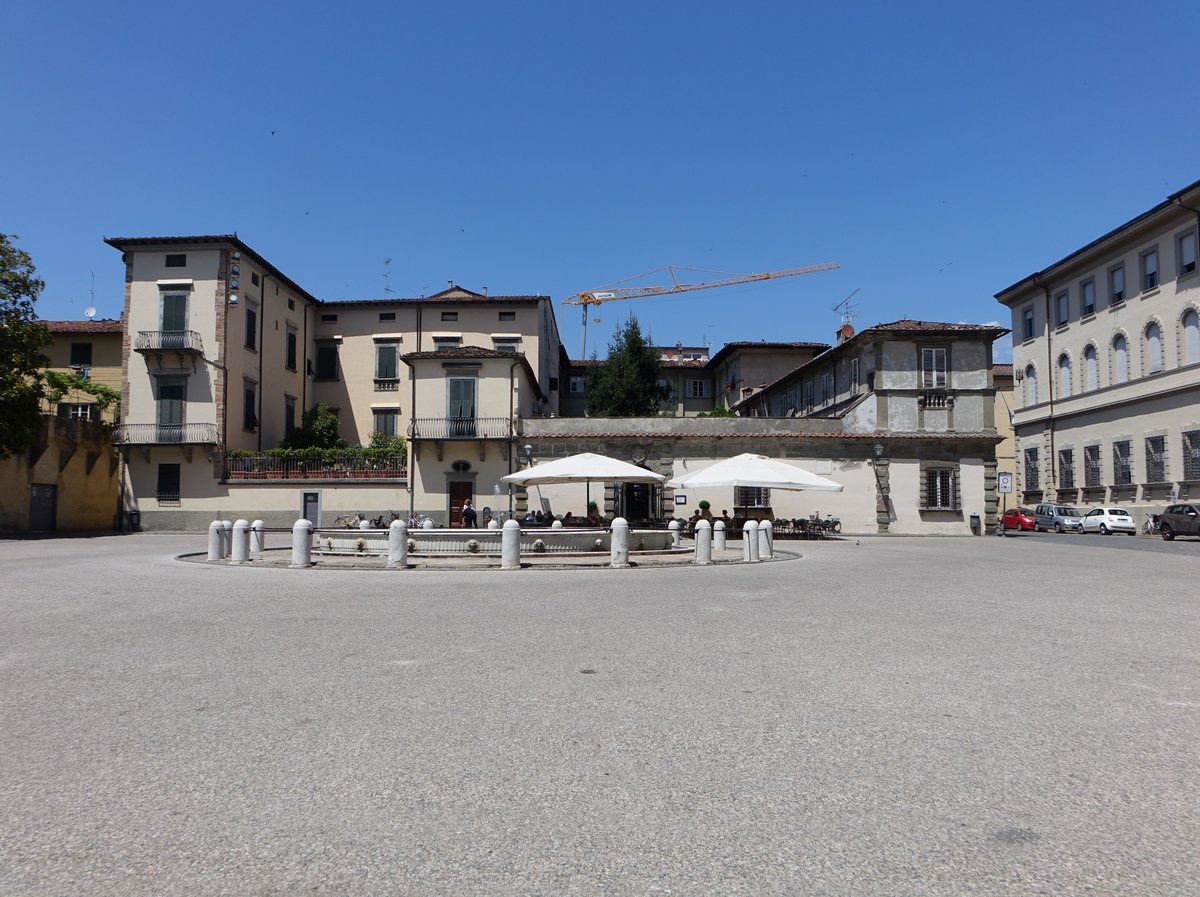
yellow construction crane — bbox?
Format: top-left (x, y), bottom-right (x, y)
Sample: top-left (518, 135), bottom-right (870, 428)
top-left (563, 262), bottom-right (839, 356)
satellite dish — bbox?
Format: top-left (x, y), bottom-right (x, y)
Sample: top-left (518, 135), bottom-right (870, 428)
top-left (84, 306), bottom-right (97, 319)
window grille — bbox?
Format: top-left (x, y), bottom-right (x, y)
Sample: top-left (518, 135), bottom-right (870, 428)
top-left (1084, 445), bottom-right (1101, 487)
top-left (735, 486), bottom-right (770, 508)
top-left (1058, 449), bottom-right (1074, 489)
top-left (1145, 436), bottom-right (1166, 482)
top-left (1183, 430), bottom-right (1200, 480)
top-left (1113, 440), bottom-right (1132, 486)
top-left (1023, 447), bottom-right (1040, 491)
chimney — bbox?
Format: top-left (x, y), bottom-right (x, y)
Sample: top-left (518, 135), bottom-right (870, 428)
top-left (837, 323), bottom-right (855, 345)
top-left (482, 286), bottom-right (488, 297)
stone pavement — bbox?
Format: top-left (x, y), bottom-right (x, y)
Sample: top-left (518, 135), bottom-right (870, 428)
top-left (1, 533), bottom-right (1197, 896)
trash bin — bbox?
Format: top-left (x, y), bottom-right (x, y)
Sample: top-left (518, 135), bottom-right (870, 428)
top-left (969, 513), bottom-right (981, 535)
top-left (128, 509), bottom-right (141, 532)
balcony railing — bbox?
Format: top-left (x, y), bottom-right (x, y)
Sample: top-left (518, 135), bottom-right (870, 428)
top-left (225, 453), bottom-right (407, 481)
top-left (114, 423), bottom-right (220, 445)
top-left (374, 378), bottom-right (400, 391)
top-left (410, 416), bottom-right (511, 439)
top-left (919, 390), bottom-right (952, 409)
top-left (134, 330), bottom-right (205, 354)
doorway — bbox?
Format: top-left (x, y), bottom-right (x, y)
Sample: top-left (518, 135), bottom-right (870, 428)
top-left (448, 481), bottom-right (472, 527)
top-left (29, 484), bottom-right (57, 532)
top-left (622, 482), bottom-right (656, 523)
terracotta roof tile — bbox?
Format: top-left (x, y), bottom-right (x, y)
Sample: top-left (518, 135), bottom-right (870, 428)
top-left (41, 319), bottom-right (123, 334)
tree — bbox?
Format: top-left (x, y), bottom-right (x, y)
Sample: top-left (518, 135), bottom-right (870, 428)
top-left (280, 402), bottom-right (348, 449)
top-left (584, 314), bottom-right (671, 417)
top-left (0, 234), bottom-right (50, 458)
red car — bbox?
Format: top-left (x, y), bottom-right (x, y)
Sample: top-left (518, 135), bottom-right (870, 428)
top-left (1001, 507), bottom-right (1036, 531)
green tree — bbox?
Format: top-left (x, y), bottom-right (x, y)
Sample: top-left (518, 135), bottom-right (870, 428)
top-left (280, 402), bottom-right (348, 449)
top-left (0, 234), bottom-right (50, 458)
top-left (584, 314), bottom-right (670, 417)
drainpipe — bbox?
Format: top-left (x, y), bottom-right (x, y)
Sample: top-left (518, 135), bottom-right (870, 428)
top-left (1175, 197), bottom-right (1200, 249)
top-left (257, 273), bottom-right (269, 451)
top-left (1033, 274), bottom-right (1056, 491)
top-left (509, 358), bottom-right (520, 519)
top-left (301, 296), bottom-right (308, 413)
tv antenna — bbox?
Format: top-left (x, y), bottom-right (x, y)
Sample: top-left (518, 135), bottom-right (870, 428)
top-left (833, 288), bottom-right (861, 325)
top-left (382, 257), bottom-right (395, 294)
top-left (84, 272), bottom-right (96, 318)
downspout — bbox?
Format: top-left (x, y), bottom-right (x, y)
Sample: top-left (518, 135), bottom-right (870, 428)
top-left (1032, 274), bottom-right (1056, 491)
top-left (1175, 197), bottom-right (1200, 249)
top-left (257, 273), bottom-right (269, 451)
top-left (301, 297), bottom-right (308, 412)
top-left (509, 358), bottom-right (520, 521)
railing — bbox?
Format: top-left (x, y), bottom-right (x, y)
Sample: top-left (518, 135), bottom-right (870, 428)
top-left (374, 378), bottom-right (400, 391)
top-left (115, 423), bottom-right (220, 444)
top-left (919, 390), bottom-right (951, 409)
top-left (409, 417), bottom-right (511, 439)
top-left (225, 453), bottom-right (407, 481)
top-left (134, 330), bottom-right (205, 353)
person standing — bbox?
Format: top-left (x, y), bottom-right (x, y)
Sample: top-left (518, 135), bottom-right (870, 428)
top-left (462, 499), bottom-right (478, 528)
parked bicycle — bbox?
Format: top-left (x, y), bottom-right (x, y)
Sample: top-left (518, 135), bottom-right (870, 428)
top-left (1142, 513), bottom-right (1160, 535)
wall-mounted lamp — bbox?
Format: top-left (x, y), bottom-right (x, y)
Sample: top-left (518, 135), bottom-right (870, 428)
top-left (228, 293), bottom-right (239, 306)
top-left (523, 444), bottom-right (533, 463)
top-left (874, 442), bottom-right (884, 458)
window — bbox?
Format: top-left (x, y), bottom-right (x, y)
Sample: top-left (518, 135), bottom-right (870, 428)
top-left (1023, 446), bottom-right (1040, 491)
top-left (156, 464), bottom-right (181, 503)
top-left (549, 377), bottom-right (559, 392)
top-left (379, 312), bottom-right (395, 322)
top-left (1109, 264), bottom-right (1125, 304)
top-left (1140, 247), bottom-right (1159, 291)
top-left (375, 340), bottom-right (399, 388)
top-left (245, 301), bottom-right (258, 350)
top-left (1080, 279), bottom-right (1095, 317)
top-left (1084, 445), bottom-right (1101, 487)
top-left (320, 313), bottom-right (338, 323)
top-left (820, 372), bottom-right (834, 403)
top-left (285, 326), bottom-right (297, 371)
top-left (1178, 230), bottom-right (1197, 276)
top-left (287, 298), bottom-right (295, 310)
top-left (1113, 440), bottom-right (1132, 486)
top-left (285, 396), bottom-right (296, 436)
top-left (66, 342), bottom-right (93, 367)
top-left (1184, 430), bottom-right (1200, 480)
top-left (921, 347), bottom-right (947, 388)
top-left (735, 486), bottom-right (770, 508)
top-left (243, 381), bottom-right (258, 431)
top-left (1058, 354), bottom-right (1072, 398)
top-left (1022, 306), bottom-right (1035, 341)
top-left (569, 375), bottom-right (585, 394)
top-left (492, 338), bottom-right (520, 353)
top-left (849, 358), bottom-right (860, 391)
top-left (440, 311), bottom-right (458, 322)
top-left (433, 336), bottom-right (461, 351)
top-left (1145, 322), bottom-right (1162, 374)
top-left (921, 464), bottom-right (958, 510)
top-left (1146, 435), bottom-right (1166, 482)
top-left (1084, 345), bottom-right (1098, 391)
top-left (1184, 310), bottom-right (1200, 364)
top-left (161, 292), bottom-right (187, 343)
top-left (315, 344), bottom-right (339, 380)
top-left (57, 402), bottom-right (95, 421)
top-left (802, 381), bottom-right (814, 409)
top-left (373, 409), bottom-right (398, 436)
top-left (164, 254), bottom-right (186, 268)
top-left (1055, 291), bottom-right (1069, 326)
top-left (251, 272), bottom-right (260, 287)
top-left (1058, 448), bottom-right (1075, 489)
top-left (687, 379), bottom-right (710, 398)
top-left (499, 311), bottom-right (516, 321)
top-left (156, 378), bottom-right (185, 440)
top-left (1024, 365), bottom-right (1037, 405)
top-left (447, 376), bottom-right (477, 437)
top-left (1113, 335), bottom-right (1128, 383)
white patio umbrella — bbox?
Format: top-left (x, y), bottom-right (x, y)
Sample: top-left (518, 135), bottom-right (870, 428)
top-left (502, 452), bottom-right (666, 517)
top-left (667, 453), bottom-right (844, 492)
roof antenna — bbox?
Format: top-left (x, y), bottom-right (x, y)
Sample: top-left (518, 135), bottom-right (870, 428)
top-left (833, 288), bottom-right (860, 325)
top-left (84, 272), bottom-right (97, 318)
top-left (382, 258), bottom-right (394, 293)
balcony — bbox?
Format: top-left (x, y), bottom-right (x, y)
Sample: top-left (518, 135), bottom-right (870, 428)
top-left (134, 330), bottom-right (205, 353)
top-left (410, 417), bottom-right (511, 439)
top-left (374, 378), bottom-right (400, 391)
top-left (114, 423), bottom-right (220, 445)
top-left (225, 452), bottom-right (407, 482)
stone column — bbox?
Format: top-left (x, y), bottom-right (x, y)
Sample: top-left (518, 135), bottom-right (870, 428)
top-left (501, 519), bottom-right (521, 570)
top-left (668, 519), bottom-right (681, 547)
top-left (758, 519), bottom-right (773, 559)
top-left (610, 517), bottom-right (630, 568)
top-left (743, 520), bottom-right (759, 562)
top-left (207, 520), bottom-right (223, 561)
top-left (231, 519), bottom-right (250, 563)
top-left (694, 519), bottom-right (712, 565)
top-left (290, 519), bottom-right (313, 567)
top-left (388, 520), bottom-right (409, 568)
top-left (713, 520), bottom-right (726, 551)
top-left (250, 520), bottom-right (266, 558)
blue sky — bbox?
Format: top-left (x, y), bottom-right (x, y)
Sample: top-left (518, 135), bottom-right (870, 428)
top-left (5, 1), bottom-right (1199, 363)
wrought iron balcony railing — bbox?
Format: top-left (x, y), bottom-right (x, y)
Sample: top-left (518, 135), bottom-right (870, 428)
top-left (409, 417), bottom-right (511, 439)
top-left (114, 423), bottom-right (220, 445)
top-left (134, 330), bottom-right (205, 353)
top-left (225, 453), bottom-right (407, 481)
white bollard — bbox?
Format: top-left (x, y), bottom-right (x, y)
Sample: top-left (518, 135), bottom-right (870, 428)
top-left (207, 520), bottom-right (223, 560)
top-left (290, 519), bottom-right (313, 567)
top-left (388, 519), bottom-right (409, 568)
top-left (694, 519), bottom-right (712, 565)
top-left (231, 519), bottom-right (251, 563)
top-left (501, 519), bottom-right (522, 570)
top-left (359, 519), bottom-right (371, 530)
top-left (487, 518), bottom-right (501, 530)
top-left (551, 519), bottom-right (563, 529)
top-left (221, 520), bottom-right (233, 559)
top-left (610, 517), bottom-right (630, 568)
top-left (714, 519), bottom-right (726, 551)
top-left (668, 519), bottom-right (681, 547)
top-left (423, 518), bottom-right (434, 529)
top-left (759, 519), bottom-right (773, 559)
top-left (250, 520), bottom-right (265, 557)
top-left (743, 520), bottom-right (760, 563)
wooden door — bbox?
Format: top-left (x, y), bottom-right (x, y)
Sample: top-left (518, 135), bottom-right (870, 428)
top-left (449, 481), bottom-right (472, 527)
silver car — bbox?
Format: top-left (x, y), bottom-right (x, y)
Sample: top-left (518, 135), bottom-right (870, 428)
top-left (1081, 507), bottom-right (1137, 536)
top-left (1033, 502), bottom-right (1084, 533)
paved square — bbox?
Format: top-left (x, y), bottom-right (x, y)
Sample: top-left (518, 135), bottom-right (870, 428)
top-left (1, 533), bottom-right (1196, 896)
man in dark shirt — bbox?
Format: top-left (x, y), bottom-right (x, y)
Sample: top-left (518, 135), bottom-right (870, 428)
top-left (462, 500), bottom-right (478, 528)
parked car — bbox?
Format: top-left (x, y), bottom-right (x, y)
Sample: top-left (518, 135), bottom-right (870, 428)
top-left (1158, 503), bottom-right (1200, 540)
top-left (1033, 503), bottom-right (1084, 533)
top-left (1081, 507), bottom-right (1137, 535)
top-left (1001, 507), bottom-right (1036, 531)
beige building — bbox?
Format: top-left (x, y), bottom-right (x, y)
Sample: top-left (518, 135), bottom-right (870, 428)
top-left (40, 319), bottom-right (124, 421)
top-left (991, 363), bottom-right (1016, 510)
top-left (995, 178), bottom-right (1200, 519)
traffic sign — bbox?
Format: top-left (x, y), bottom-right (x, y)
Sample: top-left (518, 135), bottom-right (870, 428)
top-left (998, 472), bottom-right (1014, 494)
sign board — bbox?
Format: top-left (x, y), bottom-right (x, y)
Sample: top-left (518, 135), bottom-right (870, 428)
top-left (997, 472), bottom-right (1014, 494)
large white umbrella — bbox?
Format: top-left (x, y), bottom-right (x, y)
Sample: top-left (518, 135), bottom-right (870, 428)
top-left (667, 453), bottom-right (843, 492)
top-left (502, 452), bottom-right (666, 486)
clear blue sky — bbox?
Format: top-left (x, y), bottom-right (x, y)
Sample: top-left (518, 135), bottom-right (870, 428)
top-left (5, 0), bottom-right (1199, 363)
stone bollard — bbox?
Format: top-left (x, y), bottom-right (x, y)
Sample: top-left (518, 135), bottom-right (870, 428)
top-left (207, 520), bottom-right (223, 560)
top-left (610, 517), bottom-right (630, 568)
top-left (290, 519), bottom-right (313, 567)
top-left (714, 519), bottom-right (726, 551)
top-left (487, 518), bottom-right (501, 530)
top-left (743, 520), bottom-right (760, 563)
top-left (388, 519), bottom-right (409, 568)
top-left (668, 519), bottom-right (681, 547)
top-left (221, 520), bottom-right (233, 559)
top-left (501, 519), bottom-right (522, 570)
top-left (551, 519), bottom-right (563, 529)
top-left (694, 519), bottom-right (712, 565)
top-left (423, 518), bottom-right (434, 529)
top-left (359, 519), bottom-right (371, 530)
top-left (250, 520), bottom-right (265, 558)
top-left (759, 519), bottom-right (773, 559)
top-left (231, 519), bottom-right (251, 563)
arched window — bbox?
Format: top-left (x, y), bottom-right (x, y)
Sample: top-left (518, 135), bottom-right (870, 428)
top-left (1058, 354), bottom-right (1072, 398)
top-left (1184, 309), bottom-right (1200, 364)
top-left (1024, 364), bottom-right (1037, 405)
top-left (1084, 345), bottom-right (1098, 391)
top-left (1113, 335), bottom-right (1129, 383)
top-left (1146, 322), bottom-right (1163, 374)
